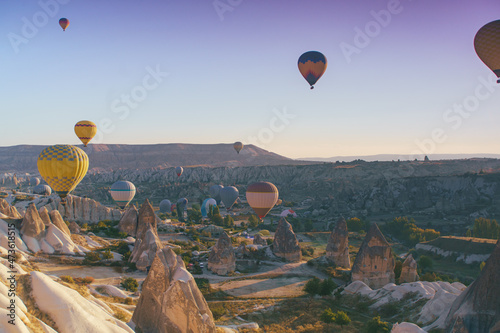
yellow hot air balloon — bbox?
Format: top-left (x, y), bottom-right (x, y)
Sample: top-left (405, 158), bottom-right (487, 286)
top-left (74, 121), bottom-right (97, 147)
top-left (37, 145), bottom-right (89, 201)
top-left (474, 20), bottom-right (500, 83)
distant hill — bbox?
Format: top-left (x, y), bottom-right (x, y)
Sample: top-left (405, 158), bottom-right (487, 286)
top-left (299, 153), bottom-right (500, 163)
top-left (0, 143), bottom-right (311, 172)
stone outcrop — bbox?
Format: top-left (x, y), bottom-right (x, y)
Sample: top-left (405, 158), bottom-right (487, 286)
top-left (399, 254), bottom-right (418, 283)
top-left (117, 205), bottom-right (138, 236)
top-left (48, 210), bottom-right (71, 236)
top-left (38, 206), bottom-right (52, 226)
top-left (39, 195), bottom-right (122, 224)
top-left (253, 233), bottom-right (267, 246)
top-left (0, 198), bottom-right (22, 219)
top-left (132, 247), bottom-right (216, 333)
top-left (325, 217), bottom-right (350, 268)
top-left (208, 232), bottom-right (236, 275)
top-left (20, 203), bottom-right (45, 239)
top-left (351, 223), bottom-right (395, 289)
top-left (272, 218), bottom-right (301, 262)
top-left (445, 239), bottom-right (500, 332)
top-left (129, 200), bottom-right (163, 271)
top-left (68, 221), bottom-right (81, 234)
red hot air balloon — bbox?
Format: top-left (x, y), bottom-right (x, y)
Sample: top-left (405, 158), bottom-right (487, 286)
top-left (59, 18), bottom-right (69, 31)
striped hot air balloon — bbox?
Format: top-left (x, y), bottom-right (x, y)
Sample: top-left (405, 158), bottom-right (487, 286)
top-left (298, 51), bottom-right (327, 89)
top-left (110, 181), bottom-right (136, 209)
top-left (74, 121), bottom-right (97, 147)
top-left (246, 182), bottom-right (279, 219)
top-left (474, 20), bottom-right (500, 83)
top-left (37, 145), bottom-right (89, 200)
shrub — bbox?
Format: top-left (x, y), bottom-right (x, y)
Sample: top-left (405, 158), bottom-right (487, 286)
top-left (124, 297), bottom-right (134, 305)
top-left (83, 251), bottom-right (101, 264)
top-left (60, 275), bottom-right (75, 284)
top-left (318, 278), bottom-right (337, 296)
top-left (102, 249), bottom-right (114, 260)
top-left (365, 316), bottom-right (391, 333)
top-left (210, 305), bottom-right (226, 320)
top-left (303, 277), bottom-right (321, 296)
top-left (121, 277), bottom-right (138, 292)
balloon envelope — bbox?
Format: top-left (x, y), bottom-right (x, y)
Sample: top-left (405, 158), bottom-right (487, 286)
top-left (246, 181), bottom-right (279, 219)
top-left (110, 181), bottom-right (136, 209)
top-left (30, 177), bottom-right (40, 187)
top-left (74, 121), bottom-right (97, 147)
top-left (37, 145), bottom-right (89, 199)
top-left (474, 20), bottom-right (500, 82)
top-left (59, 18), bottom-right (69, 31)
top-left (233, 142), bottom-right (243, 154)
top-left (177, 198), bottom-right (188, 209)
top-left (220, 186), bottom-right (239, 210)
top-left (176, 166), bottom-right (183, 177)
top-left (159, 199), bottom-right (172, 213)
top-left (201, 198), bottom-right (217, 217)
top-left (33, 184), bottom-right (51, 196)
top-left (209, 185), bottom-right (224, 205)
top-left (298, 51), bottom-right (327, 89)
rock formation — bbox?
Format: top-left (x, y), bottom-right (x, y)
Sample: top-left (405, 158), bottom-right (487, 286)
top-left (117, 204), bottom-right (138, 236)
top-left (325, 217), bottom-right (350, 268)
top-left (132, 247), bottom-right (216, 333)
top-left (129, 200), bottom-right (163, 271)
top-left (272, 217), bottom-right (301, 262)
top-left (399, 254), bottom-right (419, 283)
top-left (351, 223), bottom-right (395, 289)
top-left (48, 210), bottom-right (71, 236)
top-left (445, 239), bottom-right (500, 332)
top-left (208, 232), bottom-right (236, 275)
top-left (20, 203), bottom-right (45, 238)
top-left (0, 198), bottom-right (22, 219)
top-left (68, 221), bottom-right (81, 234)
top-left (253, 233), bottom-right (267, 246)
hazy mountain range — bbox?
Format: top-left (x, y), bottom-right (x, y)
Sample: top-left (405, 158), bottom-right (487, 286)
top-left (299, 154), bottom-right (500, 163)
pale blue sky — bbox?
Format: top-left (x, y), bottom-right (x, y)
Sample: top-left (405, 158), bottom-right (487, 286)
top-left (1, 0), bottom-right (499, 159)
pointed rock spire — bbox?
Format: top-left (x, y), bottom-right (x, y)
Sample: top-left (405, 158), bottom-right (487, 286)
top-left (208, 232), bottom-right (236, 275)
top-left (272, 217), bottom-right (301, 262)
top-left (326, 217), bottom-right (350, 268)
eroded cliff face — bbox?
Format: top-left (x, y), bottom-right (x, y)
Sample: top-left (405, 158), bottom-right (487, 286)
top-left (74, 160), bottom-right (500, 220)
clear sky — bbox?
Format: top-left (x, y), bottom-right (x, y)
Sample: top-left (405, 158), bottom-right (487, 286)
top-left (1, 0), bottom-right (500, 159)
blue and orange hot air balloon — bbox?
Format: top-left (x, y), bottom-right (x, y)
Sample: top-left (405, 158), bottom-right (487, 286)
top-left (298, 51), bottom-right (327, 89)
top-left (59, 18), bottom-right (69, 31)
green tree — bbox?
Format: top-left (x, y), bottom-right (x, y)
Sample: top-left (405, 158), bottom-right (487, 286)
top-left (187, 207), bottom-right (202, 224)
top-left (472, 217), bottom-right (500, 239)
top-left (248, 215), bottom-right (260, 228)
top-left (320, 308), bottom-right (336, 323)
top-left (121, 277), bottom-right (139, 292)
top-left (223, 215), bottom-right (235, 228)
top-left (102, 249), bottom-right (113, 260)
top-left (318, 278), bottom-right (337, 296)
top-left (334, 311), bottom-right (351, 328)
top-left (212, 214), bottom-right (223, 226)
top-left (303, 277), bottom-right (321, 296)
top-left (480, 261), bottom-right (486, 271)
top-left (366, 316), bottom-right (391, 333)
top-left (418, 255), bottom-right (433, 271)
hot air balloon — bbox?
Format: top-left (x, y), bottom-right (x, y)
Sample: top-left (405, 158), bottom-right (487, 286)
top-left (74, 121), bottom-right (97, 147)
top-left (176, 198), bottom-right (188, 222)
top-left (246, 181), bottom-right (279, 219)
top-left (176, 166), bottom-right (183, 177)
top-left (276, 199), bottom-right (283, 206)
top-left (33, 184), bottom-right (52, 196)
top-left (298, 51), bottom-right (327, 89)
top-left (159, 199), bottom-right (172, 214)
top-left (37, 145), bottom-right (89, 200)
top-left (30, 177), bottom-right (41, 187)
top-left (474, 20), bottom-right (500, 83)
top-left (110, 181), bottom-right (136, 209)
top-left (280, 209), bottom-right (297, 218)
top-left (59, 18), bottom-right (69, 31)
top-left (233, 142), bottom-right (243, 154)
top-left (209, 185), bottom-right (224, 205)
top-left (220, 186), bottom-right (239, 210)
top-left (201, 198), bottom-right (217, 217)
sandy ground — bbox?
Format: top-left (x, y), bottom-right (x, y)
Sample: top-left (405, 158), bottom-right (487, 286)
top-left (35, 262), bottom-right (148, 285)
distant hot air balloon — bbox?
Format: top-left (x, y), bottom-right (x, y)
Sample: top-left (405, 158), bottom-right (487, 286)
top-left (233, 142), bottom-right (243, 154)
top-left (220, 186), bottom-right (239, 210)
top-left (37, 145), bottom-right (89, 200)
top-left (176, 198), bottom-right (188, 222)
top-left (159, 199), bottom-right (172, 214)
top-left (201, 198), bottom-right (217, 217)
top-left (110, 181), bottom-right (136, 209)
top-left (74, 121), bottom-right (97, 147)
top-left (209, 185), bottom-right (224, 205)
top-left (33, 184), bottom-right (52, 196)
top-left (30, 177), bottom-right (41, 187)
top-left (298, 51), bottom-right (327, 89)
top-left (246, 181), bottom-right (279, 219)
top-left (280, 209), bottom-right (297, 218)
top-left (474, 20), bottom-right (500, 83)
top-left (59, 18), bottom-right (69, 31)
top-left (275, 199), bottom-right (283, 206)
top-left (176, 166), bottom-right (183, 177)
